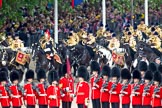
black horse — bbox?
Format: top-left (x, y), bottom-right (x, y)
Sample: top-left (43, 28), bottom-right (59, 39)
top-left (32, 43), bottom-right (62, 73)
top-left (135, 41), bottom-right (159, 62)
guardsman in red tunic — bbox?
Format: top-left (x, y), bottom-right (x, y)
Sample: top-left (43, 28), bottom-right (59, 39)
top-left (9, 70), bottom-right (23, 108)
top-left (90, 61), bottom-right (102, 108)
top-left (24, 70), bottom-right (36, 108)
top-left (109, 67), bottom-right (121, 108)
top-left (47, 70), bottom-right (61, 108)
top-left (36, 69), bottom-right (48, 108)
top-left (100, 65), bottom-right (111, 108)
top-left (76, 66), bottom-right (90, 108)
top-left (142, 71), bottom-right (153, 108)
top-left (0, 71), bottom-right (10, 108)
top-left (138, 61), bottom-right (148, 84)
top-left (59, 64), bottom-right (74, 108)
top-left (151, 72), bottom-right (162, 108)
top-left (131, 70), bottom-right (144, 108)
top-left (120, 68), bottom-right (131, 108)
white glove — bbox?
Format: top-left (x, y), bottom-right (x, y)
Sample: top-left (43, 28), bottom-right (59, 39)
top-left (65, 87), bottom-right (69, 91)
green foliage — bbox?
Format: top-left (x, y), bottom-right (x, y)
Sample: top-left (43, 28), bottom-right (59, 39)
top-left (0, 0), bottom-right (162, 27)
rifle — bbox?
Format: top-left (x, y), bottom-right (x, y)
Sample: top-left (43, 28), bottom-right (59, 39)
top-left (17, 84), bottom-right (25, 95)
top-left (153, 85), bottom-right (161, 95)
top-left (110, 79), bottom-right (120, 93)
top-left (143, 80), bottom-right (153, 95)
top-left (32, 82), bottom-right (40, 95)
top-left (5, 82), bottom-right (12, 96)
top-left (121, 80), bottom-right (131, 92)
top-left (133, 80), bottom-right (143, 92)
top-left (94, 73), bottom-right (102, 85)
top-left (101, 78), bottom-right (109, 91)
top-left (43, 81), bottom-right (48, 90)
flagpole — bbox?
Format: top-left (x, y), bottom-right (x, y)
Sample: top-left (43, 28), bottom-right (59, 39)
top-left (145, 0), bottom-right (148, 26)
top-left (102, 0), bottom-right (106, 27)
top-left (54, 0), bottom-right (58, 46)
top-left (131, 0), bottom-right (134, 26)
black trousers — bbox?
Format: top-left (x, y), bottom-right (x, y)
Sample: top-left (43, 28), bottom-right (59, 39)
top-left (92, 99), bottom-right (101, 108)
top-left (142, 105), bottom-right (152, 108)
top-left (62, 101), bottom-right (72, 108)
top-left (78, 104), bottom-right (87, 108)
top-left (132, 105), bottom-right (142, 108)
top-left (49, 107), bottom-right (59, 108)
top-left (27, 105), bottom-right (35, 108)
top-left (2, 107), bottom-right (10, 108)
top-left (13, 107), bottom-right (21, 108)
top-left (111, 102), bottom-right (119, 108)
top-left (102, 102), bottom-right (109, 108)
top-left (122, 104), bottom-right (130, 108)
top-left (39, 105), bottom-right (48, 108)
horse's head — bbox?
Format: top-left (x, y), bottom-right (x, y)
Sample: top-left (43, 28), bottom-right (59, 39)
top-left (1, 50), bottom-right (9, 66)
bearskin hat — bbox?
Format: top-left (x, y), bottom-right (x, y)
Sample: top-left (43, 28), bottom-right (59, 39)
top-left (101, 65), bottom-right (111, 77)
top-left (153, 71), bottom-right (161, 83)
top-left (111, 67), bottom-right (120, 78)
top-left (158, 65), bottom-right (162, 73)
top-left (25, 69), bottom-right (34, 80)
top-left (37, 69), bottom-right (46, 81)
top-left (48, 70), bottom-right (59, 84)
top-left (90, 61), bottom-right (100, 74)
top-left (77, 66), bottom-right (88, 81)
top-left (0, 71), bottom-right (8, 82)
top-left (149, 62), bottom-right (157, 73)
top-left (133, 70), bottom-right (141, 79)
top-left (121, 68), bottom-right (131, 80)
top-left (0, 67), bottom-right (9, 77)
top-left (138, 61), bottom-right (147, 71)
top-left (61, 64), bottom-right (67, 77)
top-left (144, 71), bottom-right (153, 81)
top-left (10, 70), bottom-right (20, 82)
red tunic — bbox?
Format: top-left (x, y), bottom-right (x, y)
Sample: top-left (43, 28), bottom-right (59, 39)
top-left (151, 86), bottom-right (162, 107)
top-left (36, 83), bottom-right (48, 105)
top-left (0, 85), bottom-right (10, 107)
top-left (76, 81), bottom-right (89, 104)
top-left (90, 76), bottom-right (102, 99)
top-left (59, 76), bottom-right (74, 102)
top-left (100, 81), bottom-right (111, 102)
top-left (120, 84), bottom-right (131, 104)
top-left (47, 85), bottom-right (61, 107)
top-left (131, 84), bottom-right (144, 105)
top-left (10, 85), bottom-right (22, 107)
top-left (142, 84), bottom-right (153, 106)
top-left (109, 82), bottom-right (121, 103)
top-left (24, 83), bottom-right (36, 105)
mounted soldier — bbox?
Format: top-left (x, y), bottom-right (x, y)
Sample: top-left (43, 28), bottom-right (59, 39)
top-left (11, 34), bottom-right (24, 51)
top-left (39, 29), bottom-right (61, 64)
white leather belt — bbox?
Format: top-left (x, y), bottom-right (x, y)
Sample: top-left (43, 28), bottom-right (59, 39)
top-left (0, 96), bottom-right (9, 98)
top-left (26, 94), bottom-right (35, 96)
top-left (39, 94), bottom-right (47, 96)
top-left (12, 95), bottom-right (21, 98)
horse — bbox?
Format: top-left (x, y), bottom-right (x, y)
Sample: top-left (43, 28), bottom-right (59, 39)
top-left (31, 43), bottom-right (62, 74)
top-left (135, 41), bottom-right (159, 62)
top-left (95, 44), bottom-right (112, 67)
top-left (120, 43), bottom-right (136, 70)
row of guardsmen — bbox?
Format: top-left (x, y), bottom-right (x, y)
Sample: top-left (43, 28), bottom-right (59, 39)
top-left (0, 60), bottom-right (162, 108)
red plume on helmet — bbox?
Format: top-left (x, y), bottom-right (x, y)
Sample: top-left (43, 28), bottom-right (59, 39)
top-left (45, 29), bottom-right (50, 40)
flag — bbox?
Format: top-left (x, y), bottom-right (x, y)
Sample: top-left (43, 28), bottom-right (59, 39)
top-left (112, 52), bottom-right (125, 66)
top-left (66, 55), bottom-right (71, 75)
top-left (16, 51), bottom-right (29, 65)
top-left (72, 0), bottom-right (83, 8)
top-left (0, 0), bottom-right (2, 8)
